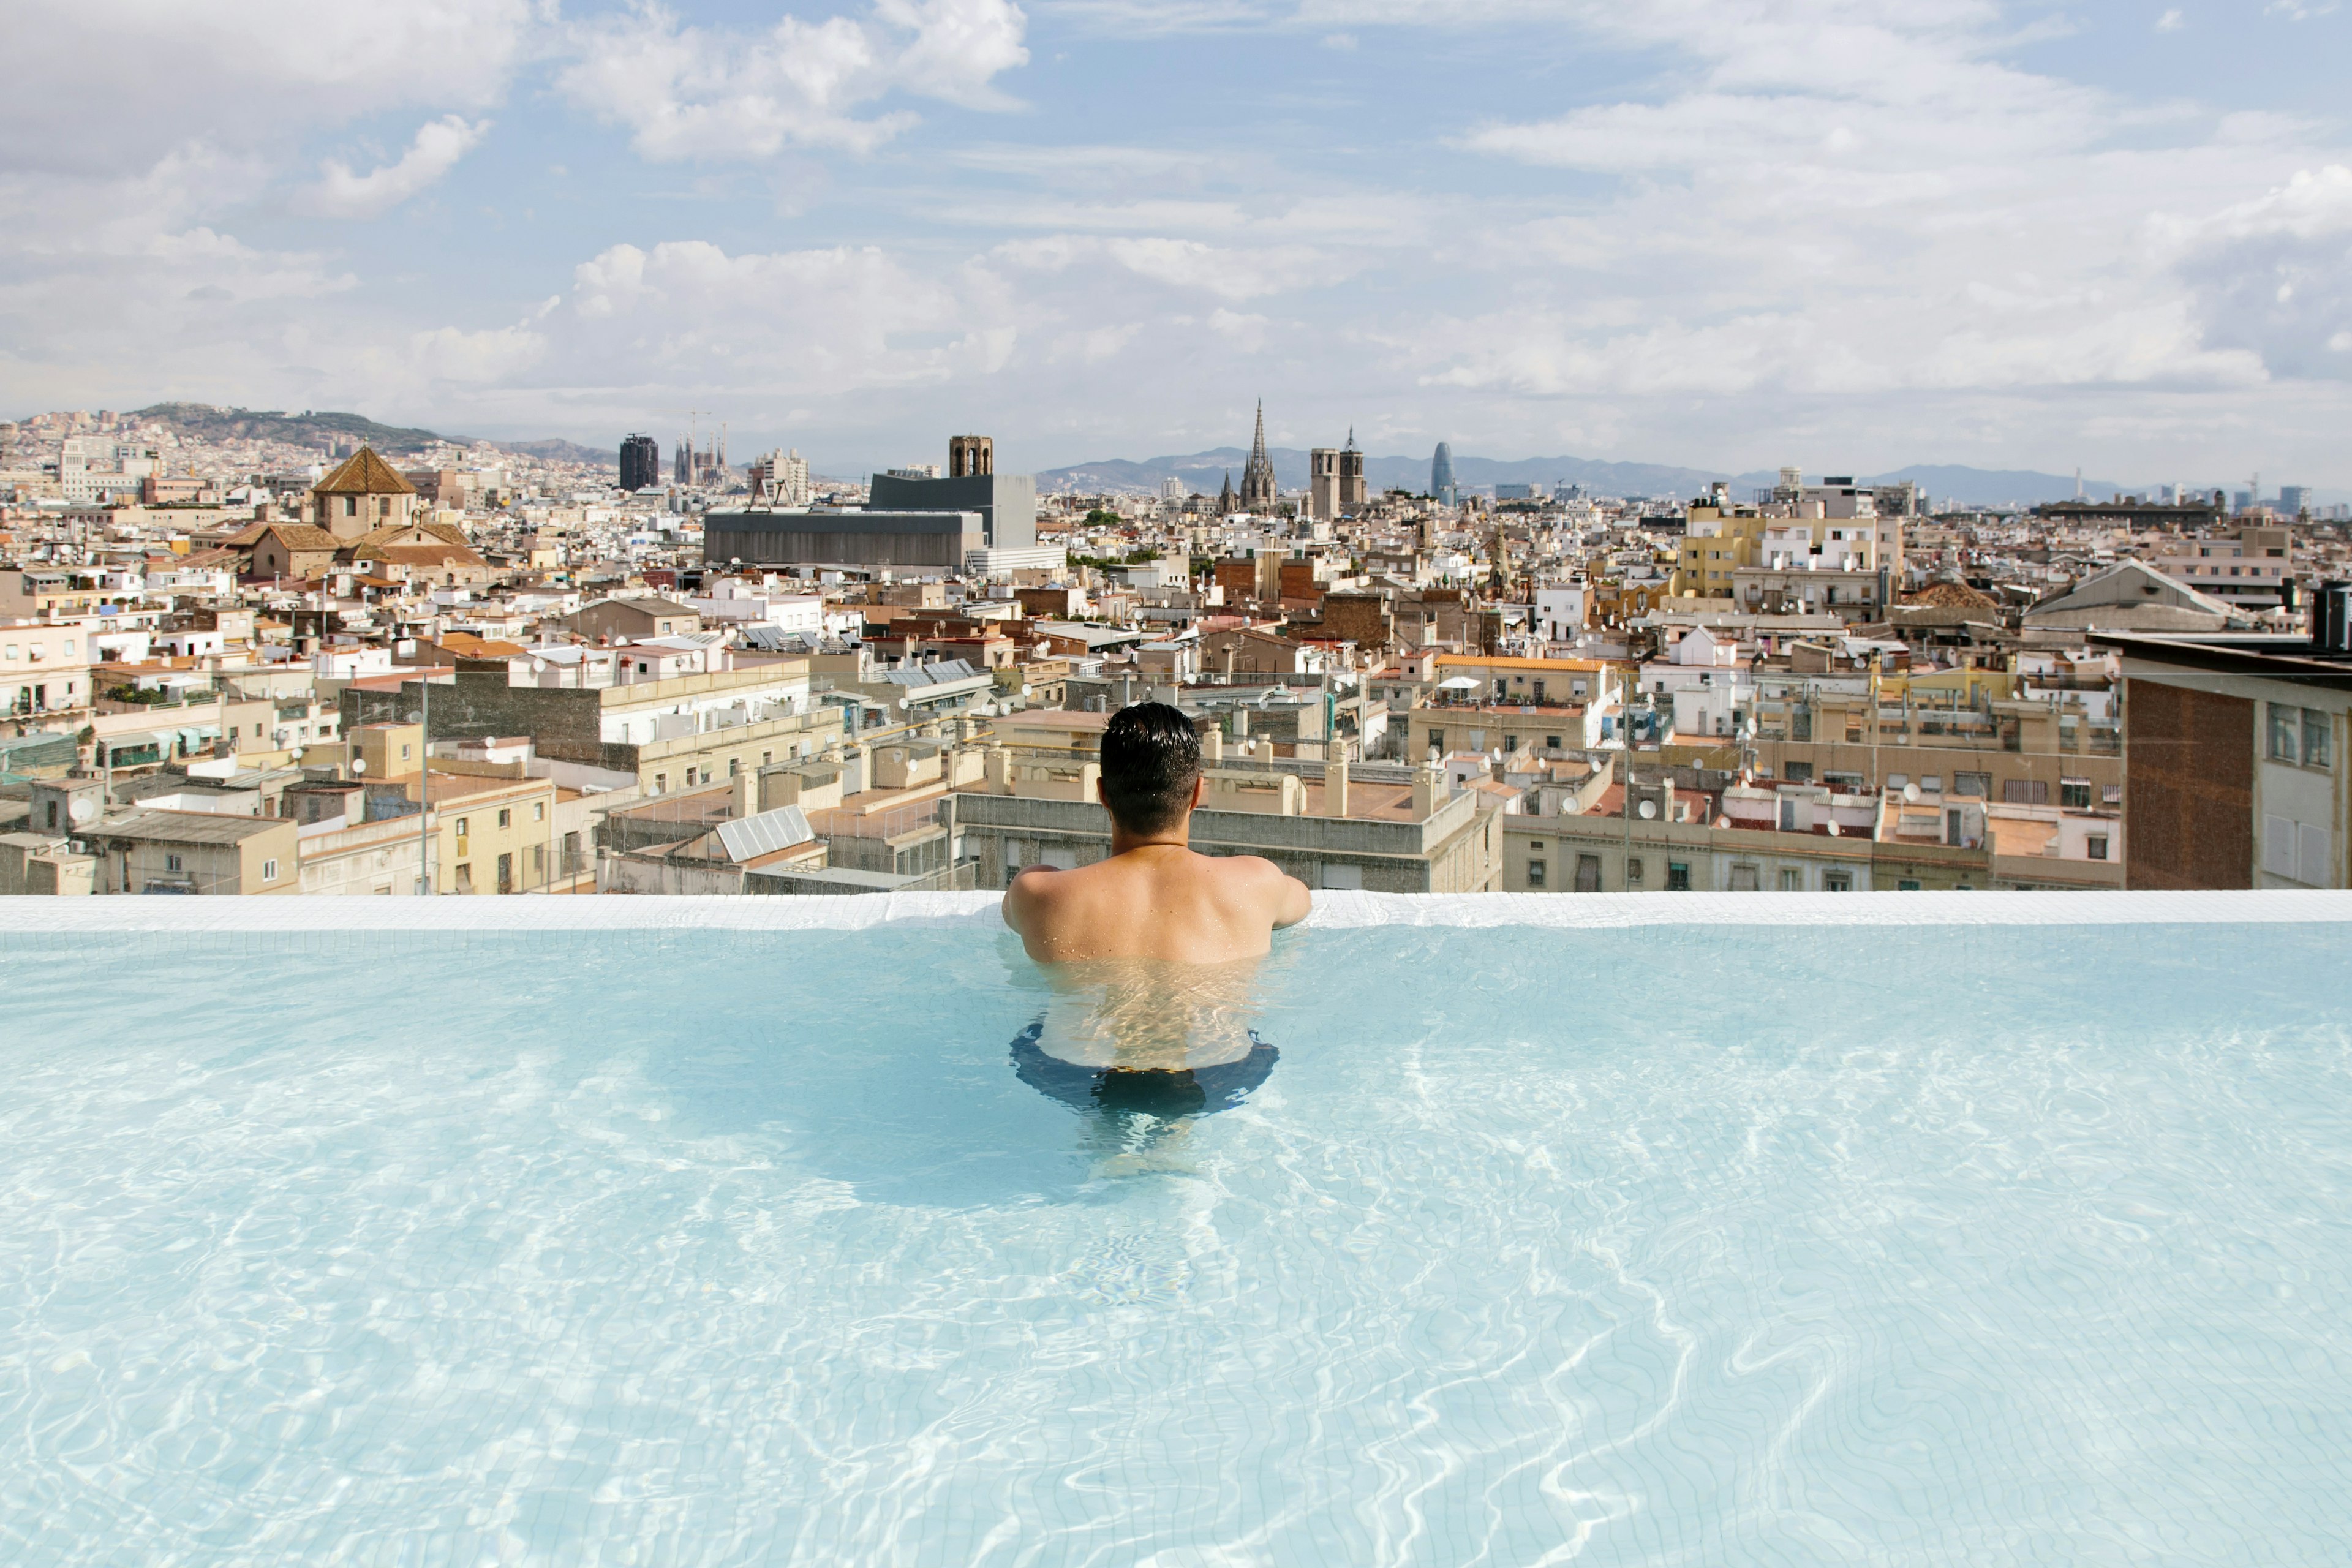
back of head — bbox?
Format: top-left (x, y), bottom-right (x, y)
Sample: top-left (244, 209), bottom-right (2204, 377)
top-left (1099, 702), bottom-right (1202, 836)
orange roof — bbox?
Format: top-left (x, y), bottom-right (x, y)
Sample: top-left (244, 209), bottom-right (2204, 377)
top-left (311, 448), bottom-right (417, 497)
top-left (1436, 654), bottom-right (1607, 672)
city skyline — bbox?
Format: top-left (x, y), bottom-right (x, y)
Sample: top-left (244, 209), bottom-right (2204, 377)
top-left (6, 2), bottom-right (2352, 483)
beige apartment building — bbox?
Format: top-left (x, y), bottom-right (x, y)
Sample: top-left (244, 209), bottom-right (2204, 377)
top-left (86, 810), bottom-right (300, 895)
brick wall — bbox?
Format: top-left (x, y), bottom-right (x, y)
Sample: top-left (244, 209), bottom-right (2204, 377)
top-left (2124, 677), bottom-right (2252, 889)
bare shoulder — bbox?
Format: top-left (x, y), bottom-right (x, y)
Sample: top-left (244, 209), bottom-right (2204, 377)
top-left (1210, 853), bottom-right (1314, 926)
top-left (1001, 864), bottom-right (1063, 930)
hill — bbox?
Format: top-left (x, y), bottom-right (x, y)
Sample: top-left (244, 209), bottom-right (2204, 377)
top-left (129, 404), bottom-right (616, 468)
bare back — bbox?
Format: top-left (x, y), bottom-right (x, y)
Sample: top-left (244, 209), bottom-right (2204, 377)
top-left (1004, 845), bottom-right (1312, 965)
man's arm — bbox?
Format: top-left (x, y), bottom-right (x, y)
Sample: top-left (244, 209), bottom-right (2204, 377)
top-left (1269, 864), bottom-right (1313, 929)
top-left (1229, 855), bottom-right (1312, 930)
top-left (1000, 864), bottom-right (1057, 937)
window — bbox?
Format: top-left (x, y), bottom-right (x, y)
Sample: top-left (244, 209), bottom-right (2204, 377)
top-left (2087, 835), bottom-right (2109, 861)
top-left (1823, 870), bottom-right (1853, 892)
top-left (533, 802), bottom-right (545, 822)
top-left (1545, 735), bottom-right (1561, 750)
top-left (1779, 868), bottom-right (1803, 891)
top-left (761, 751), bottom-right (773, 766)
top-left (1784, 761), bottom-right (1814, 784)
top-left (2103, 783), bottom-right (2123, 804)
top-left (1626, 858), bottom-right (1644, 886)
top-left (2003, 779), bottom-right (2049, 805)
top-left (1898, 878), bottom-right (1922, 891)
top-left (1667, 861), bottom-right (1691, 891)
top-left (497, 808), bottom-right (511, 829)
top-left (1527, 859), bottom-right (1547, 888)
top-left (164, 853), bottom-right (183, 873)
top-left (654, 774), bottom-right (668, 794)
top-left (1730, 864), bottom-right (1760, 891)
top-left (729, 758), bottom-right (741, 777)
top-left (2269, 703), bottom-right (2299, 763)
top-left (1887, 773), bottom-right (1908, 790)
top-left (2302, 709), bottom-right (2334, 771)
top-left (454, 817), bottom-right (469, 841)
top-left (401, 743), bottom-right (412, 761)
top-left (2060, 779), bottom-right (2092, 810)
top-left (262, 858), bottom-right (279, 881)
top-left (1922, 776), bottom-right (1943, 794)
top-left (1954, 771), bottom-right (1991, 797)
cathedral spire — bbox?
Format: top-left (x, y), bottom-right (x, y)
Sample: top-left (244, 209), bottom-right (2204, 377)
top-left (1239, 398), bottom-right (1278, 512)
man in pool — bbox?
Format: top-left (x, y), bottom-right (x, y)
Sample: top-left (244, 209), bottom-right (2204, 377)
top-left (1003, 701), bottom-right (1312, 965)
top-left (1001, 701), bottom-right (1312, 1126)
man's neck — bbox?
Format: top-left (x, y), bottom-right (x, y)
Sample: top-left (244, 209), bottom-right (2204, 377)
top-left (1109, 818), bottom-right (1192, 857)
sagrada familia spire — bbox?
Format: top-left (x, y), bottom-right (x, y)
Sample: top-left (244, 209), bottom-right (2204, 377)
top-left (1238, 399), bottom-right (1279, 512)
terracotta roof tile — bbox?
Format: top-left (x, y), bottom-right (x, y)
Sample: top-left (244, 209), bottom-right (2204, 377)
top-left (311, 447), bottom-right (417, 497)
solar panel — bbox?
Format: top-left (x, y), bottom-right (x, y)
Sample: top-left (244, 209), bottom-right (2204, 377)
top-left (715, 804), bottom-right (813, 864)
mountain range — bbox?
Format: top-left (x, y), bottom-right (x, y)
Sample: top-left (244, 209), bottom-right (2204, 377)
top-left (1034, 448), bottom-right (2154, 508)
top-left (62, 404), bottom-right (2302, 507)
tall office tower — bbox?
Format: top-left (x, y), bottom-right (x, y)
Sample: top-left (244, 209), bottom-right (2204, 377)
top-left (2280, 485), bottom-right (2310, 515)
top-left (619, 433), bottom-right (660, 491)
top-left (1431, 442), bottom-right (1457, 505)
top-left (1340, 428), bottom-right (1366, 512)
top-left (674, 437), bottom-right (693, 486)
top-left (1239, 402), bottom-right (1279, 512)
top-left (950, 435), bottom-right (994, 478)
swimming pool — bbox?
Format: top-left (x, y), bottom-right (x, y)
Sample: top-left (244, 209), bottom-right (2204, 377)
top-left (4, 892), bottom-right (2348, 1564)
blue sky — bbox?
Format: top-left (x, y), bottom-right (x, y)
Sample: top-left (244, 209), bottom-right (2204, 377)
top-left (6, 1), bottom-right (2352, 488)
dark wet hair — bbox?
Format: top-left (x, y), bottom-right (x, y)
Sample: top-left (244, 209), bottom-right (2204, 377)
top-left (1099, 701), bottom-right (1202, 835)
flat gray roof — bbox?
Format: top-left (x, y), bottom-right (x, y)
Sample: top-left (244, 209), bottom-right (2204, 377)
top-left (94, 809), bottom-right (292, 845)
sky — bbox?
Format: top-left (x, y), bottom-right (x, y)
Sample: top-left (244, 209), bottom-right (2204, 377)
top-left (4, 0), bottom-right (2352, 488)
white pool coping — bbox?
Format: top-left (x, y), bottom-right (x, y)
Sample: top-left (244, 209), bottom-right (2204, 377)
top-left (4, 889), bottom-right (2350, 933)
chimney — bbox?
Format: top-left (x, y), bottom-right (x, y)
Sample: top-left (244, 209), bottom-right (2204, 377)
top-left (1202, 726), bottom-right (1224, 764)
top-left (1411, 763), bottom-right (1439, 818)
top-left (731, 768), bottom-right (755, 819)
top-left (1325, 756), bottom-right (1350, 817)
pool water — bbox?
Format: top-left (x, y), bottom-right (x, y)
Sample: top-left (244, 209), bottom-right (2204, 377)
top-left (3, 921), bottom-right (2348, 1564)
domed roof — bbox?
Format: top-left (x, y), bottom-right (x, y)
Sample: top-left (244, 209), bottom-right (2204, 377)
top-left (311, 447), bottom-right (417, 496)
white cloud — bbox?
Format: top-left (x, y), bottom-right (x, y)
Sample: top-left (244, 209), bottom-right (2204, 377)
top-left (557, 0), bottom-right (1028, 161)
top-left (2157, 9), bottom-right (2185, 29)
top-left (0, 0), bottom-right (532, 178)
top-left (306, 116), bottom-right (491, 219)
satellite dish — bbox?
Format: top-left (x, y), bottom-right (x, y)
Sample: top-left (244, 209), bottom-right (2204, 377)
top-left (1903, 782), bottom-right (1921, 803)
top-left (350, 758), bottom-right (368, 776)
top-left (68, 796), bottom-right (95, 826)
top-left (1637, 799), bottom-right (1657, 820)
top-left (1827, 820), bottom-right (1842, 837)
